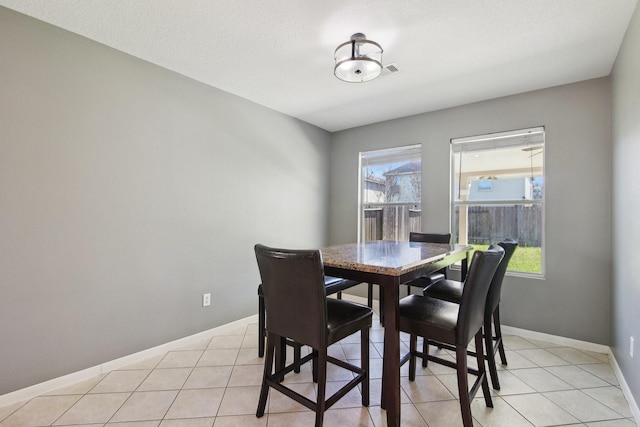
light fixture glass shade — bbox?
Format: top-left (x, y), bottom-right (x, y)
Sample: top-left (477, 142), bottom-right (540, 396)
top-left (334, 33), bottom-right (383, 83)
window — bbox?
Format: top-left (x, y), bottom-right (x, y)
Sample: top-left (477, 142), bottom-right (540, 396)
top-left (451, 127), bottom-right (544, 276)
top-left (359, 145), bottom-right (421, 242)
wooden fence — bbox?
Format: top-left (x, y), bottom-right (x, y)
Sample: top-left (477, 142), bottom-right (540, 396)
top-left (365, 204), bottom-right (542, 246)
top-left (458, 205), bottom-right (542, 246)
top-left (364, 207), bottom-right (421, 242)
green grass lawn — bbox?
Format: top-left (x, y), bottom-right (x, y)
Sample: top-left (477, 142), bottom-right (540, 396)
top-left (469, 244), bottom-right (542, 274)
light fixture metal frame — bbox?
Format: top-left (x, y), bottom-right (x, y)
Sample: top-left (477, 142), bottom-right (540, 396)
top-left (334, 33), bottom-right (383, 83)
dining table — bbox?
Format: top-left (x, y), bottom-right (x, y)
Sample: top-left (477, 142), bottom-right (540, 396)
top-left (321, 240), bottom-right (473, 427)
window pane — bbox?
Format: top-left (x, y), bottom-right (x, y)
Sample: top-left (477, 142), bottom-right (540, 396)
top-left (453, 145), bottom-right (544, 202)
top-left (453, 205), bottom-right (542, 274)
top-left (362, 154), bottom-right (421, 204)
top-left (451, 127), bottom-right (544, 275)
top-left (360, 145), bottom-right (421, 242)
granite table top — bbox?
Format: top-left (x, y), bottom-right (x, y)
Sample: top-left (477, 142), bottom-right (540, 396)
top-left (321, 240), bottom-right (472, 276)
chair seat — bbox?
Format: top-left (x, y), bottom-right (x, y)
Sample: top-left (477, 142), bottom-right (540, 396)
top-left (324, 277), bottom-right (360, 295)
top-left (423, 278), bottom-right (464, 303)
top-left (404, 272), bottom-right (446, 290)
top-left (258, 276), bottom-right (359, 297)
top-left (398, 295), bottom-right (459, 345)
top-left (326, 299), bottom-right (372, 343)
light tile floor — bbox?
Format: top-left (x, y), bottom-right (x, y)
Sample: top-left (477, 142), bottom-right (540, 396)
top-left (0, 299), bottom-right (637, 427)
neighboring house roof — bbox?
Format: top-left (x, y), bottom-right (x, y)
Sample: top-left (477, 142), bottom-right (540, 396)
top-left (384, 161), bottom-right (421, 175)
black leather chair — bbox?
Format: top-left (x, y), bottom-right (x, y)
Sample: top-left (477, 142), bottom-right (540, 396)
top-left (399, 247), bottom-right (504, 427)
top-left (373, 232), bottom-right (451, 357)
top-left (258, 276), bottom-right (360, 358)
top-left (254, 244), bottom-right (372, 427)
top-left (405, 232), bottom-right (452, 293)
top-left (376, 232), bottom-right (451, 326)
top-left (422, 239), bottom-right (518, 390)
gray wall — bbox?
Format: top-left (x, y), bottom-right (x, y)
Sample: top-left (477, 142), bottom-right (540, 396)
top-left (0, 7), bottom-right (331, 395)
top-left (329, 78), bottom-right (612, 346)
top-left (611, 2), bottom-right (640, 408)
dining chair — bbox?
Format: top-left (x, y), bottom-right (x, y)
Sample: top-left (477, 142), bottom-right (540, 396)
top-left (422, 239), bottom-right (518, 389)
top-left (399, 247), bottom-right (504, 427)
top-left (254, 244), bottom-right (372, 427)
top-left (257, 276), bottom-right (360, 359)
top-left (376, 232), bottom-right (451, 348)
top-left (405, 232), bottom-right (452, 293)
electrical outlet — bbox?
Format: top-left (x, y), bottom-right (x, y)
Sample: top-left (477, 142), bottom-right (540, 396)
top-left (631, 336), bottom-right (635, 358)
top-left (202, 293), bottom-right (211, 307)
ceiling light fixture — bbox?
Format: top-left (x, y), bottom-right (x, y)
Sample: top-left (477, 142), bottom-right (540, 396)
top-left (334, 33), bottom-right (383, 83)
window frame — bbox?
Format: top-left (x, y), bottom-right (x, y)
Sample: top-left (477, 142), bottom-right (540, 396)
top-left (358, 144), bottom-right (422, 243)
top-left (450, 127), bottom-right (545, 278)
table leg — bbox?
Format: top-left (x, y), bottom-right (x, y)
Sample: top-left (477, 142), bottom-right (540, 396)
top-left (381, 279), bottom-right (400, 427)
top-left (461, 250), bottom-right (471, 280)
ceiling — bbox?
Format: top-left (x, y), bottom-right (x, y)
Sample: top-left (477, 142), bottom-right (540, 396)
top-left (1, 0), bottom-right (637, 132)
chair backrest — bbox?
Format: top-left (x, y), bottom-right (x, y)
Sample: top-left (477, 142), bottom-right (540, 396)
top-left (409, 232), bottom-right (451, 244)
top-left (254, 244), bottom-right (327, 349)
top-left (485, 239), bottom-right (518, 315)
top-left (456, 247), bottom-right (504, 345)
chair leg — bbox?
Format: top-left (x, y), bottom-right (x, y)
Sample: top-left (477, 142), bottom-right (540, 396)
top-left (367, 283), bottom-right (373, 308)
top-left (312, 349), bottom-right (319, 383)
top-left (258, 291), bottom-right (265, 358)
top-left (276, 336), bottom-right (287, 372)
top-left (379, 286), bottom-right (385, 325)
top-left (256, 332), bottom-right (275, 418)
top-left (456, 345), bottom-right (473, 427)
top-left (422, 336), bottom-right (429, 367)
top-left (484, 316), bottom-right (500, 390)
top-left (361, 326), bottom-right (370, 406)
top-left (294, 343), bottom-right (302, 374)
top-left (409, 334), bottom-right (418, 381)
top-left (494, 306), bottom-right (508, 365)
top-left (475, 331), bottom-right (493, 409)
top-left (315, 348), bottom-right (328, 427)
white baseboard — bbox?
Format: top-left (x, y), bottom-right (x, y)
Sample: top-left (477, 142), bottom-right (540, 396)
top-left (609, 350), bottom-right (640, 425)
top-left (502, 324), bottom-right (639, 424)
top-left (2, 313), bottom-right (638, 426)
top-left (501, 325), bottom-right (610, 354)
top-left (0, 315), bottom-right (258, 409)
